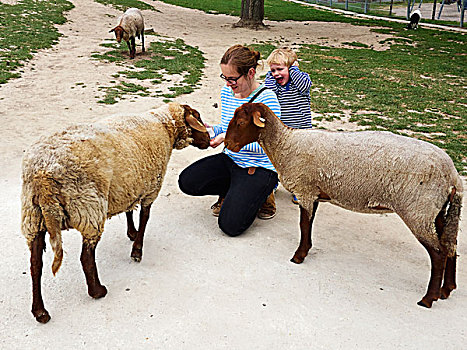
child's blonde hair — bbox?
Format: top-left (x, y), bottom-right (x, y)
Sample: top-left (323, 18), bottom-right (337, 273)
top-left (266, 48), bottom-right (298, 68)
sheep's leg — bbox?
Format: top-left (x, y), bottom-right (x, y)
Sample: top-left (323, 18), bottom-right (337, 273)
top-left (441, 255), bottom-right (457, 299)
top-left (30, 230), bottom-right (51, 323)
top-left (131, 203), bottom-right (152, 262)
top-left (80, 242), bottom-right (107, 299)
top-left (291, 202), bottom-right (319, 264)
top-left (126, 40), bottom-right (132, 58)
top-left (417, 242), bottom-right (447, 308)
top-left (141, 32), bottom-right (145, 52)
top-left (130, 37), bottom-right (136, 59)
top-left (126, 211), bottom-right (137, 241)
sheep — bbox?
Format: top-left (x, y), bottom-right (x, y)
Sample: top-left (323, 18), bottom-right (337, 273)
top-left (21, 102), bottom-right (210, 323)
top-left (407, 9), bottom-right (422, 30)
top-left (109, 7), bottom-right (145, 59)
top-left (224, 102), bottom-right (463, 308)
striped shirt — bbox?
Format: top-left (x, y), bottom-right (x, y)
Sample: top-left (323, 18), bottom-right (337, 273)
top-left (212, 84), bottom-right (281, 171)
top-left (264, 66), bottom-right (312, 129)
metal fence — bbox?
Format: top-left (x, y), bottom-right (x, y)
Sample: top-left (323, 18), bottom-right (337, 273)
top-left (301, 0), bottom-right (466, 27)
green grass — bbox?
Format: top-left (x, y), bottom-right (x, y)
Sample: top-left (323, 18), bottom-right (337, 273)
top-left (251, 30), bottom-right (466, 172)
top-left (160, 0), bottom-right (466, 173)
top-left (159, 0), bottom-right (388, 25)
top-left (0, 0), bottom-right (74, 84)
top-left (94, 0), bottom-right (154, 11)
top-left (92, 34), bottom-right (205, 104)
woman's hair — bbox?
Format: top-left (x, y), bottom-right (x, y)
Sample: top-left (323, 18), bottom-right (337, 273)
top-left (266, 48), bottom-right (298, 68)
top-left (220, 45), bottom-right (261, 76)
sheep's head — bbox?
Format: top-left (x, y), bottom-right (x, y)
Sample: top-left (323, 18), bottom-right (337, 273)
top-left (225, 103), bottom-right (267, 153)
top-left (109, 25), bottom-right (127, 43)
top-left (181, 104), bottom-right (210, 150)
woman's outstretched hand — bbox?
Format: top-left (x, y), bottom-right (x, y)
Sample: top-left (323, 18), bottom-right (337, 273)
top-left (210, 133), bottom-right (225, 148)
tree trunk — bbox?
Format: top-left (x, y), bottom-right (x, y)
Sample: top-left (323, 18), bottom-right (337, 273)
top-left (233, 0), bottom-right (267, 29)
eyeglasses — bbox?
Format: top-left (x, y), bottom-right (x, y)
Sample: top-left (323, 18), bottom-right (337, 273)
top-left (220, 73), bottom-right (243, 84)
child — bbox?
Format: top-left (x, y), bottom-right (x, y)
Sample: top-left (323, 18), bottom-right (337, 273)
top-left (265, 48), bottom-right (313, 204)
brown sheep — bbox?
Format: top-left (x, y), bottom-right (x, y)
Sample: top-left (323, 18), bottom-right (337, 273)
top-left (225, 102), bottom-right (463, 308)
top-left (22, 103), bottom-right (210, 323)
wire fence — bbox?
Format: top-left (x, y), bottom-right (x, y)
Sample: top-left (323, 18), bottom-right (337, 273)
top-left (301, 0), bottom-right (466, 27)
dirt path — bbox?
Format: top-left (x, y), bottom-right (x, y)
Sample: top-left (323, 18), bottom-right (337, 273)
top-left (0, 1), bottom-right (465, 348)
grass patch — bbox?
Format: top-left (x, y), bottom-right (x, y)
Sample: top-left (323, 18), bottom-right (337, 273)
top-left (159, 0), bottom-right (465, 173)
top-left (252, 31), bottom-right (466, 172)
top-left (160, 0), bottom-right (461, 27)
top-left (92, 34), bottom-right (205, 104)
top-left (159, 0), bottom-right (394, 26)
top-left (0, 0), bottom-right (74, 84)
top-left (94, 0), bottom-right (154, 11)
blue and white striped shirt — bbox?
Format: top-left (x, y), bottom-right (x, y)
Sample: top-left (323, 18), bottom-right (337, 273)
top-left (264, 66), bottom-right (312, 129)
top-left (212, 84), bottom-right (281, 171)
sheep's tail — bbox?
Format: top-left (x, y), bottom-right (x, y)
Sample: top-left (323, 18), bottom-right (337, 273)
top-left (33, 172), bottom-right (65, 275)
top-left (441, 187), bottom-right (463, 258)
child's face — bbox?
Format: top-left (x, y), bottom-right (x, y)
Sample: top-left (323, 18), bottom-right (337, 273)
top-left (269, 63), bottom-right (290, 86)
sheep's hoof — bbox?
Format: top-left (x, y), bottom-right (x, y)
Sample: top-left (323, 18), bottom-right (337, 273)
top-left (290, 250), bottom-right (308, 264)
top-left (89, 285), bottom-right (107, 299)
top-left (440, 284), bottom-right (456, 299)
top-left (290, 255), bottom-right (305, 264)
top-left (131, 248), bottom-right (142, 262)
top-left (417, 297), bottom-right (434, 308)
top-left (34, 309), bottom-right (51, 324)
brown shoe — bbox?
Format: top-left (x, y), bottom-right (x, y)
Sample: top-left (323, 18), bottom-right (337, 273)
top-left (257, 192), bottom-right (276, 220)
top-left (211, 197), bottom-right (224, 217)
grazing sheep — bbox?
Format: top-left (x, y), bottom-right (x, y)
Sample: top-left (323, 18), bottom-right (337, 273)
top-left (407, 9), bottom-right (422, 30)
top-left (224, 102), bottom-right (463, 308)
top-left (109, 7), bottom-right (145, 59)
top-left (21, 103), bottom-right (210, 323)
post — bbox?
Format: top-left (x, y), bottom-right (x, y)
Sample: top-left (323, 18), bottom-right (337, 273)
top-left (389, 0), bottom-right (394, 15)
top-left (461, 0), bottom-right (466, 27)
top-left (438, 0), bottom-right (445, 19)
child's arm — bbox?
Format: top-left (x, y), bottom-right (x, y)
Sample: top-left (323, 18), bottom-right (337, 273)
top-left (289, 65), bottom-right (312, 95)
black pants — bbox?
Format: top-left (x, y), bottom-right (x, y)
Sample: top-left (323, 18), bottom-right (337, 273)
top-left (178, 153), bottom-right (278, 237)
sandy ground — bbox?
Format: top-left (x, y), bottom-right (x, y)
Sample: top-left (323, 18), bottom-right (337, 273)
top-left (0, 0), bottom-right (466, 348)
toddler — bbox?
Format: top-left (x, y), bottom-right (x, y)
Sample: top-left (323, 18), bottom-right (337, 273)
top-left (265, 48), bottom-right (313, 204)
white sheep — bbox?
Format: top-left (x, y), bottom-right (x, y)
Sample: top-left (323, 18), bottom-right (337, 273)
top-left (21, 103), bottom-right (210, 323)
top-left (224, 102), bottom-right (463, 308)
top-left (109, 7), bottom-right (145, 59)
top-left (407, 9), bottom-right (422, 30)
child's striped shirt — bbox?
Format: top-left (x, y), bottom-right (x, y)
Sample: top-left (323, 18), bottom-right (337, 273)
top-left (265, 66), bottom-right (312, 129)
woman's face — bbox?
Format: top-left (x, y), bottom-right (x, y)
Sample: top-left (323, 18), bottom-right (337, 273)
top-left (220, 63), bottom-right (254, 97)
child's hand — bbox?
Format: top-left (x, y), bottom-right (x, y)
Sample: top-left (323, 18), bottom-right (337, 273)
top-left (292, 60), bottom-right (299, 67)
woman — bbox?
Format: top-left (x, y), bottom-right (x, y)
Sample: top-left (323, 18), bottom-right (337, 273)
top-left (178, 45), bottom-right (281, 237)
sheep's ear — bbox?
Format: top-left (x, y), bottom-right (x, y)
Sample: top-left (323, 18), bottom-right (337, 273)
top-left (186, 114), bottom-right (207, 132)
top-left (109, 28), bottom-right (115, 33)
top-left (252, 111), bottom-right (265, 128)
